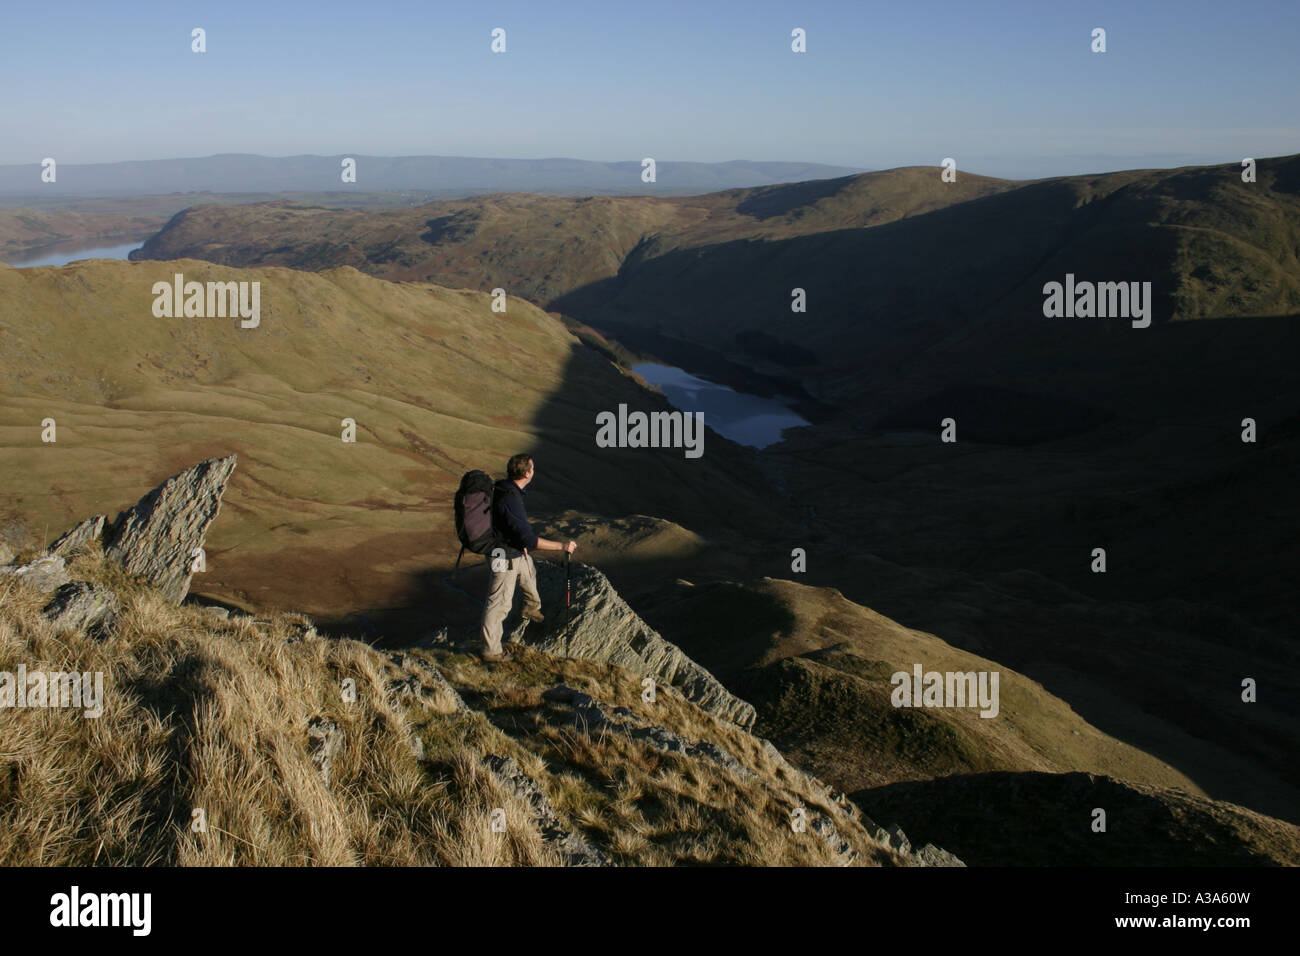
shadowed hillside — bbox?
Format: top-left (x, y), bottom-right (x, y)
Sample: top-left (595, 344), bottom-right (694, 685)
top-left (851, 772), bottom-right (1300, 867)
top-left (4, 480), bottom-right (1294, 867)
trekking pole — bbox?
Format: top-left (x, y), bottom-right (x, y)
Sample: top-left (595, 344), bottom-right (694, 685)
top-left (564, 551), bottom-right (572, 612)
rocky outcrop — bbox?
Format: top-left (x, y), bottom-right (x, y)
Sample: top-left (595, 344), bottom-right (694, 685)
top-left (1, 456), bottom-right (234, 606)
top-left (481, 754), bottom-right (613, 867)
top-left (542, 683), bottom-right (874, 866)
top-left (42, 582), bottom-right (120, 639)
top-left (386, 652), bottom-right (469, 715)
top-left (48, 515), bottom-right (106, 556)
top-left (0, 554), bottom-right (70, 592)
top-left (537, 682), bottom-right (964, 866)
top-left (543, 683), bottom-right (756, 781)
top-left (103, 455), bottom-right (237, 603)
top-left (916, 842), bottom-right (966, 867)
top-left (809, 814), bottom-right (858, 866)
top-left (517, 561), bottom-right (757, 730)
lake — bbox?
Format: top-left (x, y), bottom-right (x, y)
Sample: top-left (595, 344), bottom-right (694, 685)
top-left (2, 241), bottom-right (141, 268)
top-left (631, 363), bottom-right (810, 449)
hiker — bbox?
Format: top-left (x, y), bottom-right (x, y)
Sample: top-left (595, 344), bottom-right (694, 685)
top-left (480, 453), bottom-right (577, 661)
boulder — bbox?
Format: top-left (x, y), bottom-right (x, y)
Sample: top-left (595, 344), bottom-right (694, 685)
top-left (104, 455), bottom-right (237, 603)
top-left (0, 554), bottom-right (70, 592)
top-left (42, 581), bottom-right (120, 639)
top-left (48, 515), bottom-right (106, 556)
top-left (519, 561), bottom-right (756, 729)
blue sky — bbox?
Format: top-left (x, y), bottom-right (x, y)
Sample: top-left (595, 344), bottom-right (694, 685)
top-left (3, 0), bottom-right (1298, 178)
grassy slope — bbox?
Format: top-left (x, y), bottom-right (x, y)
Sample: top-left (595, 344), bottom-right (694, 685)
top-left (0, 258), bottom-right (781, 623)
top-left (637, 575), bottom-right (1201, 795)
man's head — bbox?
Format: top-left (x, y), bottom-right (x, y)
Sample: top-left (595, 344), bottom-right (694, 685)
top-left (507, 453), bottom-right (535, 486)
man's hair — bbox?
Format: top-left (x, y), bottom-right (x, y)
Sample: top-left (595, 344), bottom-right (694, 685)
top-left (506, 453), bottom-right (534, 480)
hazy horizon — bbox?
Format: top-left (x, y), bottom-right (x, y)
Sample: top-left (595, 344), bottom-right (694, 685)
top-left (6, 0), bottom-right (1299, 180)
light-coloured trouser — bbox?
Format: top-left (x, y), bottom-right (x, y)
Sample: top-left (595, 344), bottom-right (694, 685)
top-left (480, 552), bottom-right (541, 656)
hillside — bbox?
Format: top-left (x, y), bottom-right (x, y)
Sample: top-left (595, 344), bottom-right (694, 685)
top-left (0, 473), bottom-right (945, 868)
top-left (131, 157), bottom-right (1300, 372)
top-left (4, 462), bottom-right (1296, 866)
top-left (0, 257), bottom-right (787, 626)
top-left (0, 209), bottom-right (165, 262)
top-left (131, 167), bottom-right (1017, 306)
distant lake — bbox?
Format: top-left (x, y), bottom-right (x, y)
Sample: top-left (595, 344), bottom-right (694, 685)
top-left (3, 240), bottom-right (141, 268)
top-left (632, 363), bottom-right (810, 449)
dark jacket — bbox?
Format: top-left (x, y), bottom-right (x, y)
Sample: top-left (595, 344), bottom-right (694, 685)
top-left (491, 478), bottom-right (538, 559)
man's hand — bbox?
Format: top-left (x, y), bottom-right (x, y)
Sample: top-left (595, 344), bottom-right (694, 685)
top-left (536, 536), bottom-right (577, 554)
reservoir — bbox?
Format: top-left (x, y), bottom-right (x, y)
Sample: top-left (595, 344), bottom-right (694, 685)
top-left (631, 363), bottom-right (809, 449)
top-left (3, 240), bottom-right (141, 268)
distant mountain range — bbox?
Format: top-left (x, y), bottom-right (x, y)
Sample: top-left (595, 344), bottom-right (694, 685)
top-left (0, 153), bottom-right (866, 199)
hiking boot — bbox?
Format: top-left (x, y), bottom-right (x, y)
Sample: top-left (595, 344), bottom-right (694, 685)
top-left (522, 607), bottom-right (544, 623)
top-left (481, 650), bottom-right (506, 663)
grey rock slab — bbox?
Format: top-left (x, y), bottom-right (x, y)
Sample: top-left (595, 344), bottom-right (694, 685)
top-left (917, 843), bottom-right (966, 867)
top-left (0, 554), bottom-right (70, 592)
top-left (104, 455), bottom-right (237, 603)
top-left (48, 515), bottom-right (106, 556)
top-left (42, 581), bottom-right (120, 639)
top-left (524, 561), bottom-right (756, 729)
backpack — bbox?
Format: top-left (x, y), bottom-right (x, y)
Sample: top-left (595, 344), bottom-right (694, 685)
top-left (453, 470), bottom-right (505, 574)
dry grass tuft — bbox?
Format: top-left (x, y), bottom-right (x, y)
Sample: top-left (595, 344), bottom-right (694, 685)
top-left (0, 543), bottom-right (897, 866)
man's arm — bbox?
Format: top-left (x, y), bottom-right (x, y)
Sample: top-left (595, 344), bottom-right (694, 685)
top-left (500, 491), bottom-right (575, 554)
top-left (535, 537), bottom-right (577, 554)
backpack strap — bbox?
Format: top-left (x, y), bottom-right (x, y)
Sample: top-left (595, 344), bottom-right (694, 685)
top-left (454, 544), bottom-right (465, 579)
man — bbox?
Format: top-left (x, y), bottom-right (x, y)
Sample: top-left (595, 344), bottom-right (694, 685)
top-left (480, 453), bottom-right (577, 661)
